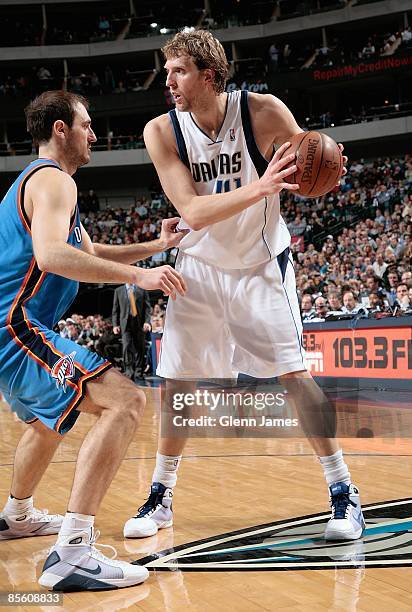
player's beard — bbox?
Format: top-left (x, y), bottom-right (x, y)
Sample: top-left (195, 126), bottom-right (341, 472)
top-left (65, 131), bottom-right (89, 169)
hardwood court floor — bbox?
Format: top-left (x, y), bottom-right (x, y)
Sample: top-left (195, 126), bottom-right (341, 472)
top-left (0, 388), bottom-right (411, 612)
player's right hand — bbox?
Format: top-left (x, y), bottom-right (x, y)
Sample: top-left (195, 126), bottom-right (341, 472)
top-left (136, 265), bottom-right (187, 300)
top-left (258, 141), bottom-right (299, 196)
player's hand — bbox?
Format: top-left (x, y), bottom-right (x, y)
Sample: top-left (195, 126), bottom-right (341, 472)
top-left (143, 322), bottom-right (151, 332)
top-left (113, 326), bottom-right (121, 335)
top-left (258, 141), bottom-right (299, 197)
top-left (136, 265), bottom-right (187, 300)
top-left (158, 217), bottom-right (190, 250)
top-left (337, 143), bottom-right (348, 185)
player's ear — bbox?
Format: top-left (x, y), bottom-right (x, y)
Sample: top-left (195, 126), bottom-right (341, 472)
top-left (53, 119), bottom-right (67, 141)
top-left (203, 68), bottom-right (214, 87)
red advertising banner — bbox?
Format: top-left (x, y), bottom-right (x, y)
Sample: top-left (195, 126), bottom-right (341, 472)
top-left (312, 55), bottom-right (412, 82)
top-left (303, 324), bottom-right (412, 378)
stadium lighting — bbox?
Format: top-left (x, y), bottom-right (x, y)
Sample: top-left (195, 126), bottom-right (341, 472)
top-left (183, 26), bottom-right (195, 33)
top-left (150, 23), bottom-right (158, 28)
top-left (160, 28), bottom-right (168, 34)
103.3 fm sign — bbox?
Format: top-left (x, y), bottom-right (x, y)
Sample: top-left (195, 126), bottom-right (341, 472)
top-left (302, 325), bottom-right (412, 378)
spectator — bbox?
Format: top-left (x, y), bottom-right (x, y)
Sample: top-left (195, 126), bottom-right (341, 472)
top-left (368, 292), bottom-right (385, 312)
top-left (372, 252), bottom-right (388, 278)
top-left (327, 292), bottom-right (342, 312)
top-left (301, 294), bottom-right (315, 320)
top-left (95, 320), bottom-right (121, 364)
top-left (361, 39), bottom-right (375, 58)
top-left (268, 43), bottom-right (279, 73)
top-left (401, 26), bottom-right (412, 46)
top-left (342, 291), bottom-right (368, 316)
top-left (57, 319), bottom-right (68, 338)
top-left (385, 271), bottom-right (399, 307)
top-left (136, 201), bottom-right (149, 218)
top-left (287, 213), bottom-right (307, 237)
top-left (37, 66), bottom-right (52, 81)
top-left (112, 282), bottom-right (152, 382)
top-left (401, 270), bottom-right (412, 287)
top-left (394, 283), bottom-right (411, 311)
top-left (313, 296), bottom-right (328, 320)
top-left (86, 189), bottom-right (100, 213)
top-left (98, 16), bottom-right (111, 37)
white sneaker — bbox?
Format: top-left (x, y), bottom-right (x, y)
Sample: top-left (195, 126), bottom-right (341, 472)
top-left (124, 482), bottom-right (173, 539)
top-left (0, 507), bottom-right (62, 539)
top-left (38, 527), bottom-right (149, 591)
top-left (325, 482), bottom-right (365, 541)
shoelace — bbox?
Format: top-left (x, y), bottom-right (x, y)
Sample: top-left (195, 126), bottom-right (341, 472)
top-left (331, 492), bottom-right (356, 519)
top-left (89, 529), bottom-right (117, 561)
top-left (135, 490), bottom-right (161, 518)
top-left (31, 508), bottom-right (57, 522)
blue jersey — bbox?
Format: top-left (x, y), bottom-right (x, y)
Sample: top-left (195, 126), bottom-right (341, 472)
top-left (0, 158), bottom-right (81, 342)
top-left (0, 158), bottom-right (110, 434)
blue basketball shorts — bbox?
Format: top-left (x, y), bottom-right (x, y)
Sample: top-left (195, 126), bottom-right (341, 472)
top-left (0, 321), bottom-right (111, 434)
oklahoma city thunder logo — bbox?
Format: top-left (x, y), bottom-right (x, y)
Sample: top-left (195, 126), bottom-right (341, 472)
top-left (51, 352), bottom-right (77, 392)
top-left (136, 498), bottom-right (412, 571)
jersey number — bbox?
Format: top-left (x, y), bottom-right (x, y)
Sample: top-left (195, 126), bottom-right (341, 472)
top-left (216, 177), bottom-right (242, 193)
top-left (74, 227), bottom-right (82, 243)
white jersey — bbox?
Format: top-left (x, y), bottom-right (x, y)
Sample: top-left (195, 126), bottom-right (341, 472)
top-left (170, 90), bottom-right (291, 269)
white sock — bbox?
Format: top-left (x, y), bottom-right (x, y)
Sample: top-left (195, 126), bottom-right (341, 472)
top-left (319, 449), bottom-right (351, 486)
top-left (152, 452), bottom-right (182, 488)
top-left (57, 512), bottom-right (94, 544)
top-left (4, 495), bottom-right (33, 518)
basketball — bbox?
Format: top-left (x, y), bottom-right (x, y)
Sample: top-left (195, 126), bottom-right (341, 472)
top-left (284, 131), bottom-right (343, 198)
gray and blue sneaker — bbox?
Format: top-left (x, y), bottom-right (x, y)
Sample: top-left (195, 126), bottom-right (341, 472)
top-left (0, 507), bottom-right (62, 539)
top-left (325, 482), bottom-right (365, 541)
top-left (38, 527), bottom-right (149, 591)
top-left (124, 482), bottom-right (173, 539)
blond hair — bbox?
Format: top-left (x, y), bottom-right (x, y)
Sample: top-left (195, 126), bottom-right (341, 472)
top-left (162, 29), bottom-right (229, 95)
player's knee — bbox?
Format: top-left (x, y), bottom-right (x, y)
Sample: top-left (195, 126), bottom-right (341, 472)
top-left (116, 386), bottom-right (146, 426)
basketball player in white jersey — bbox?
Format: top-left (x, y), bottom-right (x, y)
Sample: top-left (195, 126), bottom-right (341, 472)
top-left (124, 30), bottom-right (365, 541)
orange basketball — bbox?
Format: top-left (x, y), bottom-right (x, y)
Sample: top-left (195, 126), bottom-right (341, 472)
top-left (284, 131), bottom-right (343, 198)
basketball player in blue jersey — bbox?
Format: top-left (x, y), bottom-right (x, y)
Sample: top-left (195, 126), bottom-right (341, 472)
top-left (125, 30), bottom-right (365, 542)
top-left (0, 90), bottom-right (187, 591)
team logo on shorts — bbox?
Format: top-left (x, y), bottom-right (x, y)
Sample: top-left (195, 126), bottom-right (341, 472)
top-left (136, 498), bottom-right (412, 571)
top-left (51, 352), bottom-right (77, 392)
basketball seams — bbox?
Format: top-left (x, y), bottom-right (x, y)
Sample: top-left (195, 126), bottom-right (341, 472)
top-left (313, 133), bottom-right (342, 197)
top-left (307, 132), bottom-right (324, 197)
top-left (291, 131), bottom-right (308, 186)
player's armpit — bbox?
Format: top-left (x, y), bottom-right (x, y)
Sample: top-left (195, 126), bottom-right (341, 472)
top-left (28, 169), bottom-right (77, 270)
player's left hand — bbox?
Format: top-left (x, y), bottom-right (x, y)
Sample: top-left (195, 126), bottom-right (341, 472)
top-left (143, 322), bottom-right (151, 333)
top-left (159, 217), bottom-right (190, 250)
top-left (337, 143), bottom-right (348, 185)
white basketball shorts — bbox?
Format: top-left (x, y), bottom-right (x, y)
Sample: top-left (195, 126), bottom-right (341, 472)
top-left (157, 248), bottom-right (306, 379)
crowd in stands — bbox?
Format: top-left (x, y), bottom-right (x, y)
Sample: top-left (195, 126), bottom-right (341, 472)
top-left (287, 154), bottom-right (412, 320)
top-left (0, 0), bottom-right (358, 49)
top-left (0, 64), bottom-right (149, 100)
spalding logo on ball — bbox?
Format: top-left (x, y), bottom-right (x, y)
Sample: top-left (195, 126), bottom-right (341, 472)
top-left (282, 131), bottom-right (343, 198)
